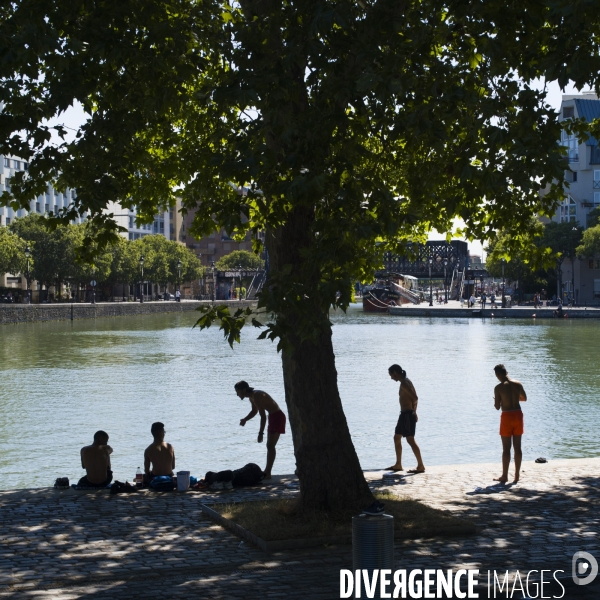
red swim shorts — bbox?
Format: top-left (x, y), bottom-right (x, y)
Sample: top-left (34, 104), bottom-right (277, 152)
top-left (267, 410), bottom-right (286, 434)
top-left (500, 411), bottom-right (524, 437)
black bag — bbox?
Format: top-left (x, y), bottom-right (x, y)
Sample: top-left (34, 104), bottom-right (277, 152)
top-left (232, 463), bottom-right (264, 487)
top-left (204, 470), bottom-right (234, 485)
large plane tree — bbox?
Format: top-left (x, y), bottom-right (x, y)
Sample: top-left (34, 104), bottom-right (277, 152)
top-left (1, 0), bottom-right (600, 512)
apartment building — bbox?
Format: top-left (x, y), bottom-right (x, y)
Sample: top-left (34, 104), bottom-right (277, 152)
top-left (107, 200), bottom-right (184, 243)
top-left (555, 94), bottom-right (600, 304)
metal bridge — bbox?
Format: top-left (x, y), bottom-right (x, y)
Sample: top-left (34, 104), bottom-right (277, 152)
top-left (381, 240), bottom-right (469, 279)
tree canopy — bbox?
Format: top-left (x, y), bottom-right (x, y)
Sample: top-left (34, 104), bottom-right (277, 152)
top-left (484, 220), bottom-right (548, 295)
top-left (2, 0), bottom-right (600, 511)
top-left (577, 225), bottom-right (600, 259)
top-left (215, 250), bottom-right (264, 271)
top-left (0, 227), bottom-right (27, 278)
top-left (5, 215), bottom-right (203, 296)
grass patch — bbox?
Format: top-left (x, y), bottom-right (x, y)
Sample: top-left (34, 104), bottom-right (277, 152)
top-left (214, 491), bottom-right (474, 541)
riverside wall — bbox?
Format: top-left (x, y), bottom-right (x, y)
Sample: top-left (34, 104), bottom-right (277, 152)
top-left (387, 305), bottom-right (600, 318)
top-left (0, 300), bottom-right (257, 325)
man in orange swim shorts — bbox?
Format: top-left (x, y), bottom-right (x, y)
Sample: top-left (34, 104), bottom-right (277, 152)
top-left (493, 364), bottom-right (527, 483)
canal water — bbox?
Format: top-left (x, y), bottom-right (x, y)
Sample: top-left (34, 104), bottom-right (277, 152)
top-left (1, 305), bottom-right (599, 489)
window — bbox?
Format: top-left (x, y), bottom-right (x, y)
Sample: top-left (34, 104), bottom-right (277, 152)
top-left (573, 172), bottom-right (577, 182)
top-left (45, 203), bottom-right (50, 213)
top-left (3, 158), bottom-right (9, 167)
top-left (561, 130), bottom-right (579, 162)
top-left (129, 232), bottom-right (133, 240)
top-left (23, 163), bottom-right (28, 171)
top-left (14, 161), bottom-right (20, 170)
top-left (563, 106), bottom-right (574, 119)
top-left (595, 192), bottom-right (600, 206)
top-left (5, 178), bottom-right (10, 191)
top-left (36, 202), bottom-right (40, 213)
top-left (589, 260), bottom-right (600, 270)
top-left (592, 146), bottom-right (600, 164)
top-left (559, 196), bottom-right (577, 222)
top-left (129, 217), bottom-right (133, 228)
top-left (594, 279), bottom-right (600, 299)
top-left (5, 217), bottom-right (10, 225)
top-left (594, 171), bottom-right (600, 189)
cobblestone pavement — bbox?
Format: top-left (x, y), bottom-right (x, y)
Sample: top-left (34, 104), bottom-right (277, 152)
top-left (0, 458), bottom-right (598, 599)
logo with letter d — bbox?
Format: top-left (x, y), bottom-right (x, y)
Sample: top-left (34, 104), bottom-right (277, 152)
top-left (572, 551), bottom-right (598, 586)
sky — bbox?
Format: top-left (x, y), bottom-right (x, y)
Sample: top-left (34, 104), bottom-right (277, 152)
top-left (47, 80), bottom-right (591, 260)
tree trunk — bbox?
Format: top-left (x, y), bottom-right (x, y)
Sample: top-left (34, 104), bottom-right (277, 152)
top-left (266, 207), bottom-right (374, 513)
top-left (281, 327), bottom-right (374, 512)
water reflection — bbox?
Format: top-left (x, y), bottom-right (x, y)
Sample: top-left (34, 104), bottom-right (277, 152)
top-left (0, 306), bottom-right (598, 489)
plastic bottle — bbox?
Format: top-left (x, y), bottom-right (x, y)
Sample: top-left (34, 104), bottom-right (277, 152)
top-left (135, 467), bottom-right (143, 486)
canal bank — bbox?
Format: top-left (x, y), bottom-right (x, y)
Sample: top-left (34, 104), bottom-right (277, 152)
top-left (0, 299), bottom-right (257, 325)
top-left (0, 457), bottom-right (597, 598)
top-left (388, 304), bottom-right (600, 318)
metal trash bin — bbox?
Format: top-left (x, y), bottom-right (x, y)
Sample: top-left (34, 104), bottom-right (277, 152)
top-left (352, 513), bottom-right (394, 599)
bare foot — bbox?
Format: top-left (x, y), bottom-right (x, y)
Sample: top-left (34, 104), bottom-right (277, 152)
top-left (493, 476), bottom-right (508, 483)
top-left (513, 475), bottom-right (520, 483)
top-left (385, 465), bottom-right (404, 472)
top-left (408, 469), bottom-right (425, 474)
top-left (262, 473), bottom-right (272, 480)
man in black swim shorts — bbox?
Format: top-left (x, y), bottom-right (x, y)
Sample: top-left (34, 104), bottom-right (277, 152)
top-left (386, 365), bottom-right (426, 474)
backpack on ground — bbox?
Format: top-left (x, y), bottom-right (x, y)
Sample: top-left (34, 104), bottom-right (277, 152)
top-left (148, 476), bottom-right (175, 492)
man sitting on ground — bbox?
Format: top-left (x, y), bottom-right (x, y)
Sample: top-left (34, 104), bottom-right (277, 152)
top-left (144, 422), bottom-right (175, 484)
top-left (79, 430), bottom-right (113, 487)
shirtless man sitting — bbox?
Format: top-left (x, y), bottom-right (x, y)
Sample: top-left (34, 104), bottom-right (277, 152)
top-left (79, 430), bottom-right (113, 487)
top-left (493, 364), bottom-right (527, 483)
top-left (235, 380), bottom-right (286, 480)
top-left (143, 422), bottom-right (175, 484)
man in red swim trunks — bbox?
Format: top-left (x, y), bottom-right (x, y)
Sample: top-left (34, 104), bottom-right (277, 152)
top-left (493, 364), bottom-right (527, 483)
top-left (235, 381), bottom-right (286, 480)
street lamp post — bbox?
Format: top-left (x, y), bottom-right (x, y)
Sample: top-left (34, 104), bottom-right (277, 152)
top-left (177, 259), bottom-right (181, 301)
top-left (571, 226), bottom-right (579, 305)
top-left (238, 264), bottom-right (243, 300)
top-left (91, 267), bottom-right (96, 304)
top-left (139, 255), bottom-right (144, 303)
top-left (501, 258), bottom-right (506, 308)
top-left (443, 258), bottom-right (448, 303)
top-left (24, 245), bottom-right (31, 304)
top-left (428, 256), bottom-right (433, 306)
top-left (211, 261), bottom-right (216, 301)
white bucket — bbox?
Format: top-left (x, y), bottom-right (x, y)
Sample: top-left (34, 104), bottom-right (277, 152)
top-left (176, 471), bottom-right (190, 491)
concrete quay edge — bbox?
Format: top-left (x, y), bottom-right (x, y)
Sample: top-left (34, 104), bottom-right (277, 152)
top-left (2, 456), bottom-right (597, 496)
top-left (388, 305), bottom-right (600, 318)
top-left (0, 299), bottom-right (258, 325)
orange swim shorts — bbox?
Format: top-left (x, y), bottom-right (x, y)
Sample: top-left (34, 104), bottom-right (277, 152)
top-left (500, 410), bottom-right (524, 437)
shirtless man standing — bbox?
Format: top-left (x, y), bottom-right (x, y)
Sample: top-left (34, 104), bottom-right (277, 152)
top-left (235, 381), bottom-right (286, 480)
top-left (79, 430), bottom-right (113, 487)
top-left (493, 364), bottom-right (527, 483)
top-left (386, 364), bottom-right (425, 474)
top-left (143, 422), bottom-right (175, 484)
